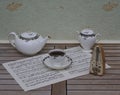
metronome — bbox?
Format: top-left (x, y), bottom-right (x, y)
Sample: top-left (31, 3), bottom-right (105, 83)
top-left (90, 45), bottom-right (105, 76)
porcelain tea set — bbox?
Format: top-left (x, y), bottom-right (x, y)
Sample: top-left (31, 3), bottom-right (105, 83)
top-left (77, 29), bottom-right (101, 52)
top-left (43, 49), bottom-right (72, 69)
top-left (8, 29), bottom-right (101, 69)
top-left (8, 32), bottom-right (50, 55)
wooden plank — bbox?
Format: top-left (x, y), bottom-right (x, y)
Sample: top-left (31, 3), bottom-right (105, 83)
top-left (107, 64), bottom-right (120, 69)
top-left (67, 79), bottom-right (120, 85)
top-left (67, 85), bottom-right (120, 91)
top-left (105, 57), bottom-right (120, 61)
top-left (51, 44), bottom-right (67, 95)
top-left (104, 50), bottom-right (120, 53)
top-left (0, 85), bottom-right (51, 91)
top-left (105, 53), bottom-right (120, 57)
top-left (0, 61), bottom-right (13, 64)
top-left (51, 81), bottom-right (67, 95)
top-left (0, 80), bottom-right (17, 85)
top-left (106, 60), bottom-right (120, 65)
top-left (0, 43), bottom-right (120, 95)
top-left (0, 43), bottom-right (55, 95)
top-left (68, 74), bottom-right (120, 80)
top-left (0, 91), bottom-right (51, 95)
top-left (99, 43), bottom-right (120, 46)
top-left (67, 43), bottom-right (120, 95)
top-left (68, 91), bottom-right (120, 95)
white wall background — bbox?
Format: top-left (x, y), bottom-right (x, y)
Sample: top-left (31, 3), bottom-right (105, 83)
top-left (0, 0), bottom-right (120, 41)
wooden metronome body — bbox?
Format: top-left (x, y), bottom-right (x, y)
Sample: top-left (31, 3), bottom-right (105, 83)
top-left (90, 45), bottom-right (105, 76)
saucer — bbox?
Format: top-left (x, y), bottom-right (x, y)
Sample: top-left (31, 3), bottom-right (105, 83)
top-left (42, 55), bottom-right (72, 70)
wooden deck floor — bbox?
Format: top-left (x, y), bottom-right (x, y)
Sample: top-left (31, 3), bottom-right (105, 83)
top-left (0, 43), bottom-right (120, 95)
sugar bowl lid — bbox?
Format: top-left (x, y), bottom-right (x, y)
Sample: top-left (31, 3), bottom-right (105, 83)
top-left (80, 29), bottom-right (95, 36)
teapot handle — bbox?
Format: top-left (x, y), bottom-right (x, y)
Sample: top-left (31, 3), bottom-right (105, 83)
top-left (96, 33), bottom-right (101, 43)
top-left (8, 32), bottom-right (17, 47)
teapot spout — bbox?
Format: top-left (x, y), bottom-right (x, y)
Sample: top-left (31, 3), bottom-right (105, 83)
top-left (39, 36), bottom-right (51, 49)
top-left (44, 36), bottom-right (51, 43)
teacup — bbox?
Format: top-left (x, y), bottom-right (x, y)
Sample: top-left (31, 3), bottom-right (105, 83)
top-left (48, 49), bottom-right (66, 64)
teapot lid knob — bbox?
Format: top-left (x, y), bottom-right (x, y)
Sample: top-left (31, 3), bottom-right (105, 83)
top-left (20, 32), bottom-right (39, 40)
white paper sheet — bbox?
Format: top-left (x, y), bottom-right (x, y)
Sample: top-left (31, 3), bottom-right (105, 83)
top-left (3, 46), bottom-right (110, 91)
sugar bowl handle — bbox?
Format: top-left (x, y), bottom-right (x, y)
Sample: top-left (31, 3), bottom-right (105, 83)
top-left (96, 33), bottom-right (101, 43)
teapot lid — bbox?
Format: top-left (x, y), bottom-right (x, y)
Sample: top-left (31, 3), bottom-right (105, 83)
top-left (80, 29), bottom-right (95, 36)
top-left (20, 32), bottom-right (39, 40)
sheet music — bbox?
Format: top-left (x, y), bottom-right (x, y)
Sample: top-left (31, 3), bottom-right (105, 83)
top-left (3, 46), bottom-right (110, 91)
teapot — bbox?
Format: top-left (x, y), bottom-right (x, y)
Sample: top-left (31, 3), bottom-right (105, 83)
top-left (8, 32), bottom-right (50, 55)
top-left (77, 29), bottom-right (101, 51)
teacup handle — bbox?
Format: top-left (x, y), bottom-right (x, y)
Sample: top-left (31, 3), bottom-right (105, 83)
top-left (95, 33), bottom-right (101, 43)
